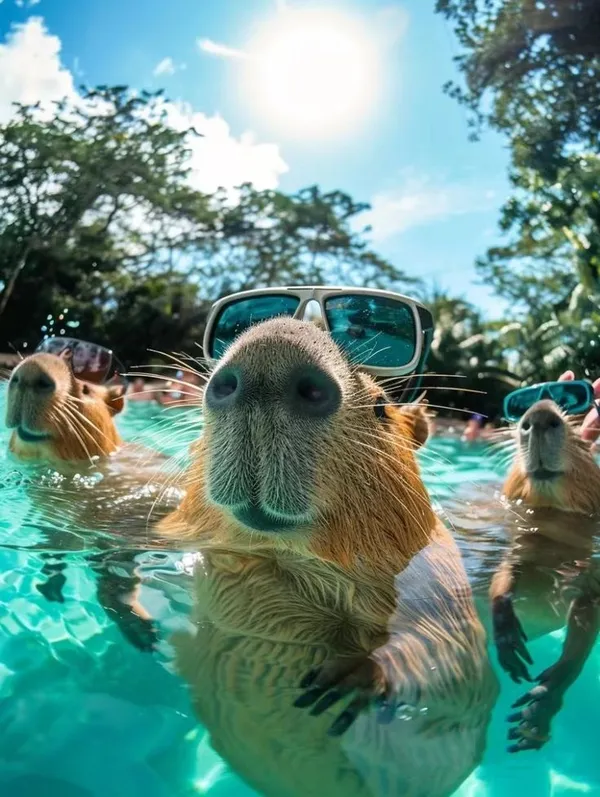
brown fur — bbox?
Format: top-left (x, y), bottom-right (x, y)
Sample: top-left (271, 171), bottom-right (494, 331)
top-left (504, 403), bottom-right (600, 515)
top-left (4, 351), bottom-right (182, 651)
top-left (160, 318), bottom-right (497, 797)
top-left (490, 399), bottom-right (600, 751)
top-left (6, 352), bottom-right (123, 463)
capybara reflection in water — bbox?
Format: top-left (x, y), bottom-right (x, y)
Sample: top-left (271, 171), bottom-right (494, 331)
top-left (5, 350), bottom-right (182, 651)
top-left (160, 318), bottom-right (498, 797)
top-left (492, 398), bottom-right (600, 752)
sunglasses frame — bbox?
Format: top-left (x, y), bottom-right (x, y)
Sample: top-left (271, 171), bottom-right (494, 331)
top-left (203, 286), bottom-right (434, 379)
top-left (35, 336), bottom-right (128, 387)
top-left (503, 380), bottom-right (594, 423)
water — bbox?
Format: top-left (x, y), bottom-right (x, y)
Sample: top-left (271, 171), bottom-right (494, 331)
top-left (0, 406), bottom-right (598, 797)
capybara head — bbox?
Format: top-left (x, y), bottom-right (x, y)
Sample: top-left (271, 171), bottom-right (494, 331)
top-left (5, 352), bottom-right (125, 462)
top-left (504, 399), bottom-right (600, 514)
top-left (167, 318), bottom-right (435, 571)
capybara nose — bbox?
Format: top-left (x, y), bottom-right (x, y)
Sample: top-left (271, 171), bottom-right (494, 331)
top-left (205, 362), bottom-right (341, 418)
top-left (11, 361), bottom-right (56, 395)
top-left (521, 401), bottom-right (563, 433)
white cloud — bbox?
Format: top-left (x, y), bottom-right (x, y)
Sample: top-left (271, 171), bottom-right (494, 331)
top-left (160, 101), bottom-right (288, 193)
top-left (153, 56), bottom-right (176, 77)
top-left (0, 17), bottom-right (75, 123)
top-left (16, 0), bottom-right (41, 7)
top-left (197, 38), bottom-right (247, 60)
top-left (361, 174), bottom-right (498, 242)
top-left (0, 19), bottom-right (288, 194)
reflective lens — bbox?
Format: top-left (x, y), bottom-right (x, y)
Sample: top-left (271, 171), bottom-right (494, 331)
top-left (504, 380), bottom-right (594, 422)
top-left (323, 294), bottom-right (416, 368)
top-left (208, 295), bottom-right (300, 358)
top-left (36, 337), bottom-right (123, 385)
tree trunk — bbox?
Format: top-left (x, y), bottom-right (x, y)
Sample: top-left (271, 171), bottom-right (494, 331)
top-left (0, 246), bottom-right (30, 320)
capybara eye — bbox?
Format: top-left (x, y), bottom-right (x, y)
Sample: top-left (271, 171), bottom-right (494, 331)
top-left (82, 384), bottom-right (91, 395)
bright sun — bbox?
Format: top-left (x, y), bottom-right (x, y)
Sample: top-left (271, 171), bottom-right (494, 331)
top-left (243, 8), bottom-right (380, 139)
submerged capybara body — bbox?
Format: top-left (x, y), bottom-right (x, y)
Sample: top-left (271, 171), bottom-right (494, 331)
top-left (161, 318), bottom-right (498, 797)
top-left (491, 399), bottom-right (600, 752)
top-left (4, 350), bottom-right (183, 651)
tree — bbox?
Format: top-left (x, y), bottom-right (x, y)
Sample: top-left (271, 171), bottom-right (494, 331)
top-left (0, 84), bottom-right (412, 366)
top-left (0, 85), bottom-right (215, 326)
top-left (419, 287), bottom-right (514, 420)
top-left (437, 0), bottom-right (600, 177)
top-left (198, 183), bottom-right (415, 297)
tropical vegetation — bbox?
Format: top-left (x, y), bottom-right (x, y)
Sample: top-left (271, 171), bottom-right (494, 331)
top-left (2, 1), bottom-right (600, 420)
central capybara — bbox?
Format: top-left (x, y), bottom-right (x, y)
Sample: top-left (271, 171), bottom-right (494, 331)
top-left (491, 398), bottom-right (600, 752)
top-left (160, 317), bottom-right (498, 797)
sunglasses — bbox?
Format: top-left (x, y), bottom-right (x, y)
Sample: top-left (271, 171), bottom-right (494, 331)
top-left (203, 287), bottom-right (433, 393)
top-left (503, 380), bottom-right (595, 423)
top-left (35, 337), bottom-right (127, 387)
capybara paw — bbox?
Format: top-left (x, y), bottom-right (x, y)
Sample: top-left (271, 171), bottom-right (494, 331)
top-left (492, 596), bottom-right (533, 683)
top-left (294, 653), bottom-right (409, 737)
top-left (35, 577), bottom-right (66, 604)
top-left (506, 663), bottom-right (568, 752)
top-left (116, 613), bottom-right (159, 653)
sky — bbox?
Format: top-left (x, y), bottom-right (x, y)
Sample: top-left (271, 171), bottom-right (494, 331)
top-left (0, 0), bottom-right (512, 317)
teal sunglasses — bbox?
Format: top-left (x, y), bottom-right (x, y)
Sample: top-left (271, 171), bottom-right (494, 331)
top-left (503, 380), bottom-right (595, 423)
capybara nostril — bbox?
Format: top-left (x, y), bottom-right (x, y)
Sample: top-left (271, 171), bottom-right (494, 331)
top-left (205, 368), bottom-right (240, 410)
top-left (12, 362), bottom-right (57, 394)
top-left (522, 402), bottom-right (563, 434)
top-left (288, 365), bottom-right (341, 418)
top-left (33, 373), bottom-right (56, 393)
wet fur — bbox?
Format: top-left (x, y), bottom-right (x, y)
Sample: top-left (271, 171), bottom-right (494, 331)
top-left (4, 352), bottom-right (182, 651)
top-left (160, 318), bottom-right (498, 797)
top-left (490, 400), bottom-right (600, 751)
top-left (504, 408), bottom-right (600, 515)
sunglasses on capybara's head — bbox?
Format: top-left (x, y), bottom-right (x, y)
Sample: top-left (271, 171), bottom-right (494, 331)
top-left (504, 380), bottom-right (595, 423)
top-left (36, 337), bottom-right (127, 387)
top-left (203, 287), bottom-right (434, 400)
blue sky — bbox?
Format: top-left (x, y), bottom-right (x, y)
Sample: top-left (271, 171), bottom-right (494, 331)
top-left (0, 0), bottom-right (512, 316)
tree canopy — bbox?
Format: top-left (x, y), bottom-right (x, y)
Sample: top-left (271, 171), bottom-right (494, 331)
top-left (0, 85), bottom-right (413, 367)
top-left (437, 1), bottom-right (600, 177)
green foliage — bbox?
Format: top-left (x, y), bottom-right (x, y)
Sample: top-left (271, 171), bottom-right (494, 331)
top-left (437, 0), bottom-right (600, 177)
top-left (419, 287), bottom-right (516, 420)
top-left (0, 85), bottom-right (411, 366)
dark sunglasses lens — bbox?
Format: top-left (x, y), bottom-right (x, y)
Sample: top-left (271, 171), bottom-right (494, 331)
top-left (504, 386), bottom-right (539, 421)
top-left (71, 342), bottom-right (113, 383)
top-left (209, 295), bottom-right (300, 358)
top-left (546, 382), bottom-right (591, 414)
top-left (36, 337), bottom-right (114, 384)
top-left (36, 337), bottom-right (73, 355)
top-left (323, 295), bottom-right (416, 368)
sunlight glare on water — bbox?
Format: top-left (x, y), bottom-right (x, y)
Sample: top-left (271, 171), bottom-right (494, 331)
top-left (0, 400), bottom-right (598, 797)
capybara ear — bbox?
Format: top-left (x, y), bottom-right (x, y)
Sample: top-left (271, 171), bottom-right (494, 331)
top-left (399, 400), bottom-right (430, 449)
top-left (104, 384), bottom-right (126, 415)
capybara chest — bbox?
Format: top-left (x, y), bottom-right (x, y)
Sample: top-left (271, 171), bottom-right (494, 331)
top-left (174, 550), bottom-right (495, 797)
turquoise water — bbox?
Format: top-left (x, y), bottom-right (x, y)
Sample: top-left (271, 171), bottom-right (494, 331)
top-left (0, 404), bottom-right (598, 797)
